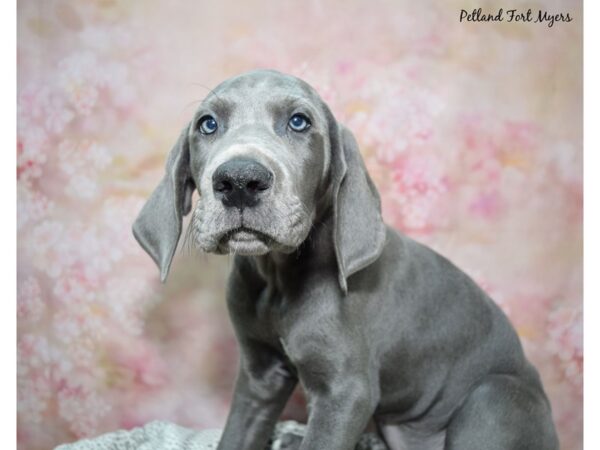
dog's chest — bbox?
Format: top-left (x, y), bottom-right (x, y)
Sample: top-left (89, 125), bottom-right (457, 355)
top-left (245, 283), bottom-right (294, 345)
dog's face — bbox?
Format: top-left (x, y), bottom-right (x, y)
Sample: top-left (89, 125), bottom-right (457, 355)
top-left (188, 71), bottom-right (332, 256)
top-left (133, 69), bottom-right (386, 292)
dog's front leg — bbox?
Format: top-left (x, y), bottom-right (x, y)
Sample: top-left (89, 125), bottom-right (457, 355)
top-left (217, 342), bottom-right (298, 450)
top-left (287, 335), bottom-right (379, 450)
top-left (299, 377), bottom-right (376, 450)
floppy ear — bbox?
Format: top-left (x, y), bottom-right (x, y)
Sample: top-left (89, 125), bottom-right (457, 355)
top-left (330, 124), bottom-right (387, 294)
top-left (132, 125), bottom-right (195, 282)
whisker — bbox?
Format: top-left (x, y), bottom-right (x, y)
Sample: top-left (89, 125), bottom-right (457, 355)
top-left (189, 83), bottom-right (227, 106)
top-left (181, 98), bottom-right (204, 113)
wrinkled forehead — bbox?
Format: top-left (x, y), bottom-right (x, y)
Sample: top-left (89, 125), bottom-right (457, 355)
top-left (196, 71), bottom-right (326, 122)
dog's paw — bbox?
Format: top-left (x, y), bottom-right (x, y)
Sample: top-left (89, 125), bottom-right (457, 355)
top-left (274, 431), bottom-right (303, 450)
top-left (270, 421), bottom-right (305, 450)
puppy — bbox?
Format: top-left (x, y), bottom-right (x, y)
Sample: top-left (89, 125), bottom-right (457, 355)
top-left (133, 70), bottom-right (558, 450)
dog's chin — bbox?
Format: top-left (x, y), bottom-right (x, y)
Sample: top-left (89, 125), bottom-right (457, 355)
top-left (218, 229), bottom-right (272, 255)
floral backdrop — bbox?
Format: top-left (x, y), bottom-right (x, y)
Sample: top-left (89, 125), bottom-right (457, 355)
top-left (17, 0), bottom-right (582, 449)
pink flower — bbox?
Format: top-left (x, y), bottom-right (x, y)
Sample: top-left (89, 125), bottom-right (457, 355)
top-left (547, 307), bottom-right (583, 388)
top-left (58, 140), bottom-right (112, 199)
top-left (17, 185), bottom-right (53, 229)
top-left (58, 51), bottom-right (102, 115)
top-left (348, 81), bottom-right (443, 164)
top-left (388, 153), bottom-right (449, 231)
top-left (17, 131), bottom-right (48, 182)
top-left (57, 387), bottom-right (111, 437)
top-left (53, 269), bottom-right (98, 304)
top-left (44, 96), bottom-right (75, 134)
top-left (110, 341), bottom-right (168, 389)
top-left (468, 191), bottom-right (503, 220)
top-left (17, 276), bottom-right (46, 323)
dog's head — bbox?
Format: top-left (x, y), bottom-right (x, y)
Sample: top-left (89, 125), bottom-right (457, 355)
top-left (133, 70), bottom-right (386, 293)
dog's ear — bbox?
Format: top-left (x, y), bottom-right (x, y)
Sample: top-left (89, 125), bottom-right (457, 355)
top-left (330, 124), bottom-right (387, 294)
top-left (132, 124), bottom-right (196, 282)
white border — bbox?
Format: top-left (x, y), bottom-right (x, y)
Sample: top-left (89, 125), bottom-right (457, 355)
top-left (2, 0), bottom-right (16, 445)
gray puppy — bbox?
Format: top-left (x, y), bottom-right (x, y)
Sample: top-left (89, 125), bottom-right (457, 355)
top-left (133, 70), bottom-right (558, 450)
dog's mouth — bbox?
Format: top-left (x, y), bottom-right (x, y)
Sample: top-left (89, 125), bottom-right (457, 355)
top-left (218, 227), bottom-right (273, 255)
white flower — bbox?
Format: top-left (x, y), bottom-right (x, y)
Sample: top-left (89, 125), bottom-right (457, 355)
top-left (547, 306), bottom-right (582, 387)
top-left (30, 220), bottom-right (64, 254)
top-left (53, 273), bottom-right (96, 305)
top-left (58, 51), bottom-right (102, 115)
top-left (17, 185), bottom-right (53, 229)
top-left (66, 174), bottom-right (99, 199)
top-left (44, 94), bottom-right (75, 134)
top-left (58, 388), bottom-right (112, 437)
top-left (17, 378), bottom-right (50, 424)
top-left (57, 140), bottom-right (113, 198)
top-left (17, 276), bottom-right (46, 323)
top-left (87, 143), bottom-right (112, 169)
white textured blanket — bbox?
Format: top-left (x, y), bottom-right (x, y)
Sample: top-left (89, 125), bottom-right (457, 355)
top-left (55, 420), bottom-right (387, 450)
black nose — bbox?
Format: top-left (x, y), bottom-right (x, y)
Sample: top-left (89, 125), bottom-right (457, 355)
top-left (212, 158), bottom-right (274, 208)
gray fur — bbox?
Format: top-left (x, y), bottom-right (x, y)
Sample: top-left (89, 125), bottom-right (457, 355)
top-left (133, 70), bottom-right (559, 450)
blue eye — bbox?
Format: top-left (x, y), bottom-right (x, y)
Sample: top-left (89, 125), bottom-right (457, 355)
top-left (198, 116), bottom-right (218, 135)
top-left (288, 114), bottom-right (311, 132)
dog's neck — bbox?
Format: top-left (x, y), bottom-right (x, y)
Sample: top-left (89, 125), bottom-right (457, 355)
top-left (252, 201), bottom-right (338, 291)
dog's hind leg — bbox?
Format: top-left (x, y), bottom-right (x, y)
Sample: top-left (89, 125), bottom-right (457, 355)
top-left (375, 419), bottom-right (445, 450)
top-left (444, 374), bottom-right (558, 450)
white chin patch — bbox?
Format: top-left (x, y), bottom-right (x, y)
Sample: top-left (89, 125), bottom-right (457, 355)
top-left (221, 230), bottom-right (271, 255)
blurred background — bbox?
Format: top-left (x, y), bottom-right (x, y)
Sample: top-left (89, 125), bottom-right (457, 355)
top-left (17, 0), bottom-right (582, 448)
